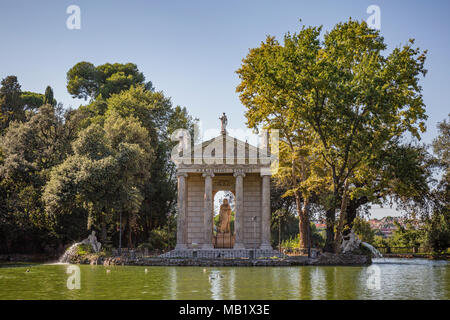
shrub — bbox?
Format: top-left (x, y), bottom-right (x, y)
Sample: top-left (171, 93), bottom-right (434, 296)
top-left (141, 227), bottom-right (176, 251)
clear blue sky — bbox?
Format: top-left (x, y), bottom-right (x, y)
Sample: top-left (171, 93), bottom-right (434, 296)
top-left (1, 0), bottom-right (449, 218)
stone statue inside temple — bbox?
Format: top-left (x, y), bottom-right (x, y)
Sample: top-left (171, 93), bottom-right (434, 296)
top-left (218, 198), bottom-right (232, 233)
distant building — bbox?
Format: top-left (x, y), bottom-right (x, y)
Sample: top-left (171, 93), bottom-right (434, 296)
top-left (367, 216), bottom-right (421, 238)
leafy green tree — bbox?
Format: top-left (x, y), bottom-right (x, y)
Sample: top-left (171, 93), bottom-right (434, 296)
top-left (423, 212), bottom-right (450, 254)
top-left (0, 104), bottom-right (76, 184)
top-left (0, 76), bottom-right (52, 134)
top-left (21, 91), bottom-right (44, 111)
top-left (0, 76), bottom-right (24, 132)
top-left (280, 222), bottom-right (325, 249)
top-left (390, 220), bottom-right (423, 249)
top-left (236, 19), bottom-right (428, 252)
top-left (433, 115), bottom-right (450, 168)
top-left (66, 62), bottom-right (98, 100)
top-left (44, 111), bottom-right (151, 247)
top-left (0, 62), bottom-right (195, 254)
top-left (422, 114), bottom-right (450, 254)
top-left (0, 103), bottom-right (81, 253)
top-left (43, 86), bottom-right (56, 106)
top-left (345, 142), bottom-right (432, 233)
top-left (272, 208), bottom-right (298, 248)
top-left (352, 217), bottom-right (375, 243)
top-left (432, 114), bottom-right (449, 195)
top-left (77, 85), bottom-right (196, 241)
top-left (373, 235), bottom-right (389, 248)
top-left (66, 62), bottom-right (146, 100)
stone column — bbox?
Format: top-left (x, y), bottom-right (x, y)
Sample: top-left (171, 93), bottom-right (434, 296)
top-left (175, 172), bottom-right (188, 250)
top-left (202, 172), bottom-right (214, 249)
top-left (260, 173), bottom-right (272, 250)
top-left (233, 172), bottom-right (246, 249)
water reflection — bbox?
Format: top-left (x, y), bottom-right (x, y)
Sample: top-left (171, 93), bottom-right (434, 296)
top-left (209, 270), bottom-right (221, 299)
top-left (0, 258), bottom-right (448, 299)
top-left (229, 269), bottom-right (235, 299)
top-left (169, 267), bottom-right (176, 299)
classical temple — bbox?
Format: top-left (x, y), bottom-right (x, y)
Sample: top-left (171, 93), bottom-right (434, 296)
top-left (160, 114), bottom-right (281, 258)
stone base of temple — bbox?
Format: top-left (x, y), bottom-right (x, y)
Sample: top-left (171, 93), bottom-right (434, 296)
top-left (158, 248), bottom-right (285, 259)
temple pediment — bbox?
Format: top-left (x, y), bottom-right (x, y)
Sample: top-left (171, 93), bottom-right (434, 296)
top-left (175, 134), bottom-right (272, 172)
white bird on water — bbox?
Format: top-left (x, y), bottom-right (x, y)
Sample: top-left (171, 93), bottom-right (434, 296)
top-left (145, 268), bottom-right (148, 273)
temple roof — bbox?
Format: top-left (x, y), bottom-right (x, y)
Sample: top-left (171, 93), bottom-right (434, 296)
top-left (175, 134), bottom-right (273, 173)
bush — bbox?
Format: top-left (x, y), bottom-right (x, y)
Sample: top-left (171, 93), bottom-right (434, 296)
top-left (423, 212), bottom-right (450, 254)
top-left (76, 244), bottom-right (92, 256)
top-left (280, 235), bottom-right (300, 248)
top-left (140, 227), bottom-right (176, 251)
top-left (279, 223), bottom-right (325, 249)
top-left (353, 217), bottom-right (375, 243)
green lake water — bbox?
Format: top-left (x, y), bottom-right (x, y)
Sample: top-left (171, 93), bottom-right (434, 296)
top-left (0, 258), bottom-right (449, 300)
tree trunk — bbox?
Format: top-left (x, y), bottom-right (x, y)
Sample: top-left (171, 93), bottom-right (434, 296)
top-left (324, 207), bottom-right (335, 252)
top-left (345, 196), bottom-right (369, 231)
top-left (297, 192), bottom-right (310, 251)
top-left (278, 218), bottom-right (281, 251)
top-left (128, 224), bottom-right (133, 249)
top-left (335, 179), bottom-right (350, 252)
top-left (101, 216), bottom-right (107, 243)
top-left (345, 199), bottom-right (359, 231)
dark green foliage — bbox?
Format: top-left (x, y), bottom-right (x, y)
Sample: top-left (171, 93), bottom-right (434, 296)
top-left (0, 76), bottom-right (24, 132)
top-left (353, 217), bottom-right (375, 243)
top-left (21, 91), bottom-right (44, 110)
top-left (423, 212), bottom-right (450, 254)
top-left (67, 61), bottom-right (146, 100)
top-left (280, 223), bottom-right (325, 249)
top-left (0, 76), bottom-right (52, 134)
top-left (0, 101), bottom-right (81, 254)
top-left (423, 114), bottom-right (450, 254)
top-left (43, 86), bottom-right (56, 106)
top-left (0, 64), bottom-right (196, 254)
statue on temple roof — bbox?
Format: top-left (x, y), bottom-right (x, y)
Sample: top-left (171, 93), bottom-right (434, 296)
top-left (219, 112), bottom-right (228, 135)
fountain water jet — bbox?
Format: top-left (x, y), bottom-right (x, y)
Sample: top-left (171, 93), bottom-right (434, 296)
top-left (361, 242), bottom-right (383, 258)
top-left (58, 242), bottom-right (82, 263)
top-left (58, 231), bottom-right (102, 263)
top-left (340, 230), bottom-right (383, 258)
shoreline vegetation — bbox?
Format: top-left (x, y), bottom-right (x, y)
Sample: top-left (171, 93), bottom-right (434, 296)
top-left (2, 247), bottom-right (448, 267)
top-left (0, 252), bottom-right (371, 267)
top-left (2, 252), bottom-right (448, 266)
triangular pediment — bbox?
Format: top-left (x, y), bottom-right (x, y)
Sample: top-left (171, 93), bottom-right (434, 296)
top-left (174, 134), bottom-right (272, 169)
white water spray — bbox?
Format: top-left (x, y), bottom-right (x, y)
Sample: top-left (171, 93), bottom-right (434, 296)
top-left (59, 242), bottom-right (82, 263)
top-left (361, 242), bottom-right (383, 258)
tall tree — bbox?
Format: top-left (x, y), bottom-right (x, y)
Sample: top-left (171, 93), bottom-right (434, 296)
top-left (423, 115), bottom-right (450, 253)
top-left (343, 141), bottom-right (432, 232)
top-left (0, 76), bottom-right (50, 134)
top-left (43, 86), bottom-right (55, 106)
top-left (0, 103), bottom-right (81, 253)
top-left (21, 91), bottom-right (44, 111)
top-left (43, 111), bottom-right (152, 247)
top-left (433, 114), bottom-right (450, 186)
top-left (66, 62), bottom-right (146, 100)
top-left (236, 19), bottom-right (428, 252)
top-left (77, 85), bottom-right (197, 240)
top-left (0, 76), bottom-right (23, 132)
